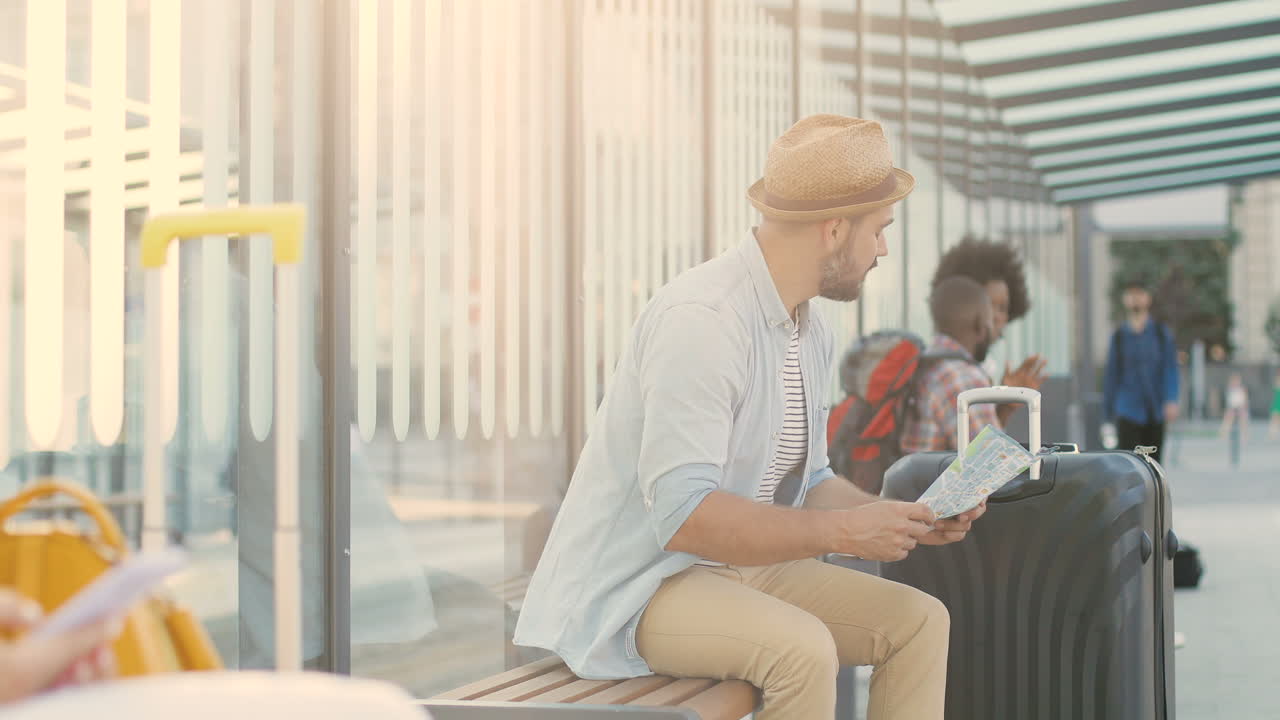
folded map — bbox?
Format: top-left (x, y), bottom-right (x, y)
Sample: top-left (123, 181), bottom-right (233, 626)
top-left (916, 425), bottom-right (1038, 519)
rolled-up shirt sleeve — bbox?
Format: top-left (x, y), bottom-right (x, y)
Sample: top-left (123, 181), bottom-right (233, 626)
top-left (636, 303), bottom-right (745, 550)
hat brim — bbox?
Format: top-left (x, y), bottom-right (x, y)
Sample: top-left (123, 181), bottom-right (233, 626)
top-left (746, 167), bottom-right (916, 222)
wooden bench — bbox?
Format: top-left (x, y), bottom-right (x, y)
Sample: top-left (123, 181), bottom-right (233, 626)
top-left (422, 656), bottom-right (759, 720)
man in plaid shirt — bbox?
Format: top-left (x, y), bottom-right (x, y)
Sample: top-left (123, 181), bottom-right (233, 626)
top-left (902, 277), bottom-right (1001, 453)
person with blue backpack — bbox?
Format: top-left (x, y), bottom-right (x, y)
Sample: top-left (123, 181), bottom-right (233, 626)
top-left (1103, 279), bottom-right (1180, 463)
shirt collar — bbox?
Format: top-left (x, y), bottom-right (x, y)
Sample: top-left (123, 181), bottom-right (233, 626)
top-left (932, 333), bottom-right (977, 361)
top-left (742, 231), bottom-right (805, 331)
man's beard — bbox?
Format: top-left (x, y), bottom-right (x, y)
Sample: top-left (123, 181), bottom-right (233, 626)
top-left (973, 337), bottom-right (992, 364)
top-left (818, 234), bottom-right (872, 302)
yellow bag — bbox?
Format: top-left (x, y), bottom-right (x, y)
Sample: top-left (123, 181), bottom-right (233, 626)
top-left (0, 480), bottom-right (222, 675)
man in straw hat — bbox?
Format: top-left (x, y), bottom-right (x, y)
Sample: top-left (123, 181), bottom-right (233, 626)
top-left (515, 115), bottom-right (980, 718)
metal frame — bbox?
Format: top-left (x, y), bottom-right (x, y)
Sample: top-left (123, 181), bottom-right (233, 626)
top-left (973, 19), bottom-right (1280, 78)
top-left (1030, 110), bottom-right (1280, 155)
top-left (996, 54), bottom-right (1280, 108)
top-left (951, 0), bottom-right (1239, 44)
top-left (1054, 166), bottom-right (1280, 203)
top-left (1036, 133), bottom-right (1280, 173)
top-left (318, 0), bottom-right (353, 674)
top-left (1010, 83), bottom-right (1280, 134)
top-left (1051, 150), bottom-right (1280, 191)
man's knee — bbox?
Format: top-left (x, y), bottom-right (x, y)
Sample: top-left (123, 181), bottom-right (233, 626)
top-left (763, 615), bottom-right (840, 690)
top-left (903, 588), bottom-right (950, 646)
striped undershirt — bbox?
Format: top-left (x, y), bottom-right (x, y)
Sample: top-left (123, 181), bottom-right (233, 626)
top-left (756, 323), bottom-right (807, 504)
top-left (694, 322), bottom-right (806, 567)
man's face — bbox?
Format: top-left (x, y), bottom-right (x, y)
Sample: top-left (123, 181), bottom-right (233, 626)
top-left (818, 206), bottom-right (893, 302)
top-left (984, 279), bottom-right (1010, 341)
top-left (972, 303), bottom-right (996, 364)
top-left (1123, 287), bottom-right (1152, 315)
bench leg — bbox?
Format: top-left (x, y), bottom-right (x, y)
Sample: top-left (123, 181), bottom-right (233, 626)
top-left (835, 665), bottom-right (858, 720)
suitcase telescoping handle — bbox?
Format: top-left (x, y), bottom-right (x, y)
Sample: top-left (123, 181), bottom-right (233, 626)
top-left (140, 205), bottom-right (306, 672)
top-left (957, 386), bottom-right (1042, 481)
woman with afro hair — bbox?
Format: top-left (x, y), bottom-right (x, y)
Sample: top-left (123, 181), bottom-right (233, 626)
top-left (932, 237), bottom-right (1047, 416)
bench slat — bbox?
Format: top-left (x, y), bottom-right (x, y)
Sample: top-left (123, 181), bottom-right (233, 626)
top-left (531, 677), bottom-right (622, 704)
top-left (583, 676), bottom-right (676, 705)
top-left (434, 657), bottom-right (564, 701)
top-left (484, 667), bottom-right (579, 702)
top-left (629, 678), bottom-right (717, 707)
top-left (678, 680), bottom-right (759, 720)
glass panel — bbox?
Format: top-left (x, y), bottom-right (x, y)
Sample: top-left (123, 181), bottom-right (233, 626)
top-left (985, 35), bottom-right (1280, 99)
top-left (1053, 156), bottom-right (1280, 202)
top-left (0, 0), bottom-right (332, 671)
top-left (1046, 140), bottom-right (1280, 187)
top-left (1024, 96), bottom-right (1280, 149)
top-left (961, 0), bottom-right (1278, 65)
top-left (1033, 119), bottom-right (1280, 169)
top-left (1004, 66), bottom-right (1280, 127)
top-left (933, 0), bottom-right (1113, 26)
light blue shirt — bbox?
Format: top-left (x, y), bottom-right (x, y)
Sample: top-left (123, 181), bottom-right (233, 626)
top-left (513, 236), bottom-right (838, 679)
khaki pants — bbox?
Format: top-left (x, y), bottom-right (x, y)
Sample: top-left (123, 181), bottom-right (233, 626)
top-left (636, 559), bottom-right (949, 720)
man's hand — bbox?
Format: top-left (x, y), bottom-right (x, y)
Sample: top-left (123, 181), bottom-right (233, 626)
top-left (918, 501), bottom-right (986, 546)
top-left (827, 501), bottom-right (935, 562)
top-left (0, 589), bottom-right (117, 704)
top-left (1002, 355), bottom-right (1048, 391)
top-left (1164, 402), bottom-right (1180, 424)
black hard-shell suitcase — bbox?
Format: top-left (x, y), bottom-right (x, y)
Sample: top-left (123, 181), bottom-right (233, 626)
top-left (880, 387), bottom-right (1175, 720)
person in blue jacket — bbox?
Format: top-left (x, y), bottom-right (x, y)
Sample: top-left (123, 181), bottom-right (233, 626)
top-left (1103, 279), bottom-right (1179, 462)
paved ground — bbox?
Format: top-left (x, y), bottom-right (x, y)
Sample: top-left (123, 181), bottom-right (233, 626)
top-left (1164, 420), bottom-right (1280, 719)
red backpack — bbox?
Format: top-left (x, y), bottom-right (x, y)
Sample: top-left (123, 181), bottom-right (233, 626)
top-left (826, 331), bottom-right (968, 494)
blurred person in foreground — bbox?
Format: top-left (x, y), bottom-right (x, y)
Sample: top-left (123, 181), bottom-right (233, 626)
top-left (0, 588), bottom-right (116, 704)
top-left (516, 115), bottom-right (983, 720)
top-left (931, 238), bottom-right (1046, 422)
top-left (1103, 279), bottom-right (1179, 462)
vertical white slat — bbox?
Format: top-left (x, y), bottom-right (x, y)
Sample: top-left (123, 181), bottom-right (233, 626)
top-left (152, 0), bottom-right (181, 444)
top-left (423, 0), bottom-right (443, 440)
top-left (480, 0), bottom-right (497, 439)
top-left (582, 0), bottom-right (599, 432)
top-left (659, 0), bottom-right (674, 285)
top-left (619, 5), bottom-right (636, 330)
top-left (635, 0), bottom-right (652, 304)
top-left (504, 0), bottom-right (523, 439)
top-left (248, 0), bottom-right (275, 442)
top-left (451, 0), bottom-right (473, 439)
top-left (273, 263), bottom-right (301, 672)
top-left (550, 0), bottom-right (567, 436)
top-left (91, 0), bottom-right (125, 447)
top-left (527, 0), bottom-right (545, 437)
top-left (732, 0), bottom-right (744, 250)
top-left (600, 1), bottom-right (618, 393)
top-left (683, 0), bottom-right (698, 269)
top-left (734, 0), bottom-right (746, 250)
top-left (201, 0), bottom-right (230, 445)
top-left (646, 0), bottom-right (661, 298)
top-left (670, 0), bottom-right (684, 272)
top-left (713, 1), bottom-right (726, 259)
top-left (392, 0), bottom-right (411, 442)
top-left (356, 0), bottom-right (377, 442)
top-left (293, 0), bottom-right (317, 428)
top-left (25, 0), bottom-right (65, 450)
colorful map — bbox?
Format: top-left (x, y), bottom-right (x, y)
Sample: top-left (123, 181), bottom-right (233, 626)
top-left (917, 425), bottom-right (1038, 519)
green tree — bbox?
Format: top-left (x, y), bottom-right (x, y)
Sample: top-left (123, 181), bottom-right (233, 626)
top-left (1266, 297), bottom-right (1280, 359)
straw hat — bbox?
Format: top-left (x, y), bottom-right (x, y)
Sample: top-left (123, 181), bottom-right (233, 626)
top-left (747, 114), bottom-right (915, 222)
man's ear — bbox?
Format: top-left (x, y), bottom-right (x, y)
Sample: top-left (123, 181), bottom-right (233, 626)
top-left (820, 217), bottom-right (845, 253)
